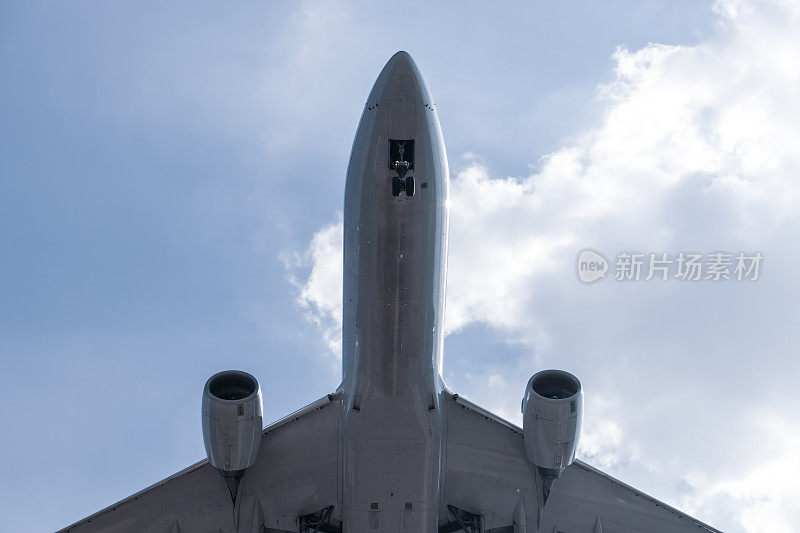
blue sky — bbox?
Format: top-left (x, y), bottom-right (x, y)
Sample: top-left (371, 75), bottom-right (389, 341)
top-left (3, 1), bottom-right (799, 532)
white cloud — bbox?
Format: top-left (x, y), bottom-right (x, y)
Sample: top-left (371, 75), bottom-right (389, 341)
top-left (280, 215), bottom-right (343, 358)
top-left (286, 1), bottom-right (800, 530)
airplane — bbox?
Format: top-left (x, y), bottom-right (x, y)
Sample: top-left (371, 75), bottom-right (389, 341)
top-left (59, 51), bottom-right (720, 533)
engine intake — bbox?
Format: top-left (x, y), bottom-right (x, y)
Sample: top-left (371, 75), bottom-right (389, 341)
top-left (202, 370), bottom-right (263, 473)
top-left (522, 369), bottom-right (583, 473)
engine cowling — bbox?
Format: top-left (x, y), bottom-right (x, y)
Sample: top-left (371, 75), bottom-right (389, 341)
top-left (202, 370), bottom-right (263, 473)
top-left (522, 369), bottom-right (583, 474)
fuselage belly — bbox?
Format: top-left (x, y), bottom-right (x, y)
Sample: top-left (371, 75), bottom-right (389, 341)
top-left (340, 52), bottom-right (450, 532)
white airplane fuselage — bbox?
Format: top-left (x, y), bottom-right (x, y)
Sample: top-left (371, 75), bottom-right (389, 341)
top-left (340, 51), bottom-right (449, 531)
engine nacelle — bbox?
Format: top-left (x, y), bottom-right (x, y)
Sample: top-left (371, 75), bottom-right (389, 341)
top-left (202, 370), bottom-right (263, 473)
top-left (522, 369), bottom-right (583, 474)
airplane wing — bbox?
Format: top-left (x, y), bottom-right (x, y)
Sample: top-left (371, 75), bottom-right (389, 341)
top-left (59, 393), bottom-right (342, 533)
top-left (443, 392), bottom-right (720, 533)
top-left (60, 389), bottom-right (718, 533)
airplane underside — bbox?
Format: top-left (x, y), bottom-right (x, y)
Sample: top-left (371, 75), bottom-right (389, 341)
top-left (59, 52), bottom-right (719, 533)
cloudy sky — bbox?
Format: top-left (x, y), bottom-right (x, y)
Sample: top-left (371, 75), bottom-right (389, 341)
top-left (2, 1), bottom-right (799, 531)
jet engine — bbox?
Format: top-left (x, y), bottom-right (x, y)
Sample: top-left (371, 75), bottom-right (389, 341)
top-left (202, 370), bottom-right (263, 474)
top-left (522, 369), bottom-right (583, 502)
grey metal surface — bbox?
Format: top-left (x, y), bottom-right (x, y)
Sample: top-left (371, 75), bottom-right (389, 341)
top-left (522, 370), bottom-right (583, 472)
top-left (59, 51), bottom-right (720, 533)
top-left (444, 393), bottom-right (720, 532)
top-left (58, 394), bottom-right (341, 533)
top-left (202, 370), bottom-right (263, 472)
top-left (340, 50), bottom-right (448, 532)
